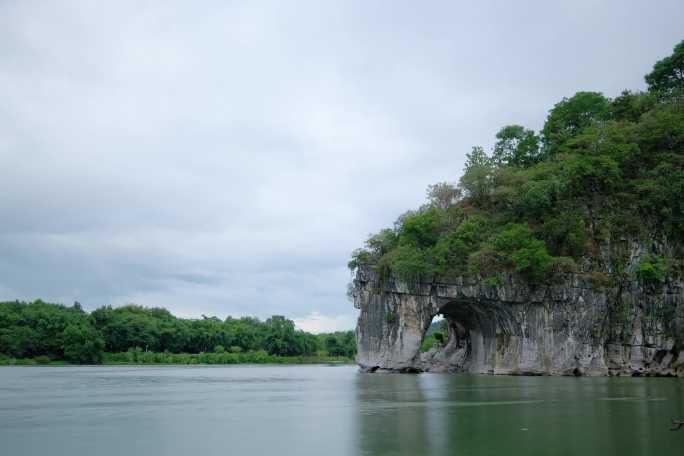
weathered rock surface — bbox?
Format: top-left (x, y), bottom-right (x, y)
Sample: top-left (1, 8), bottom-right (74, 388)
top-left (353, 265), bottom-right (684, 377)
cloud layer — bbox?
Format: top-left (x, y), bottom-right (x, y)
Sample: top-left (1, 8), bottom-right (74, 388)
top-left (1, 1), bottom-right (682, 331)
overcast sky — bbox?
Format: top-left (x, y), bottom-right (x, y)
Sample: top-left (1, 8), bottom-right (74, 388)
top-left (1, 1), bottom-right (682, 332)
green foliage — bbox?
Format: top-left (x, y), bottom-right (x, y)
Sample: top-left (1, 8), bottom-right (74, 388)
top-left (560, 153), bottom-right (621, 196)
top-left (348, 248), bottom-right (372, 270)
top-left (631, 103), bottom-right (684, 241)
top-left (590, 271), bottom-right (612, 288)
top-left (348, 228), bottom-right (398, 271)
top-left (398, 207), bottom-right (445, 248)
top-left (33, 355), bottom-right (51, 364)
top-left (431, 218), bottom-right (487, 274)
top-left (426, 182), bottom-right (461, 209)
top-left (420, 333), bottom-right (442, 352)
top-left (459, 146), bottom-right (494, 206)
top-left (491, 224), bottom-right (554, 283)
top-left (483, 276), bottom-right (501, 286)
top-left (551, 256), bottom-right (577, 274)
top-left (492, 125), bottom-right (541, 167)
top-left (385, 244), bottom-right (434, 282)
top-left (324, 331), bottom-right (356, 357)
top-left (386, 311), bottom-right (397, 324)
top-left (610, 90), bottom-right (656, 122)
top-left (366, 229), bottom-right (399, 255)
top-left (0, 301), bottom-right (357, 363)
top-left (349, 41), bottom-right (684, 289)
top-left (645, 40), bottom-right (684, 98)
top-left (518, 179), bottom-right (561, 218)
top-left (62, 324), bottom-right (105, 364)
top-left (100, 350), bottom-right (353, 365)
top-left (636, 255), bottom-right (669, 283)
top-left (0, 300), bottom-right (92, 359)
top-left (421, 319), bottom-right (448, 352)
top-left (263, 315), bottom-right (318, 357)
top-left (540, 211), bottom-right (589, 257)
top-left (91, 305), bottom-right (162, 353)
top-left (542, 91), bottom-right (610, 155)
top-left (467, 244), bottom-right (500, 277)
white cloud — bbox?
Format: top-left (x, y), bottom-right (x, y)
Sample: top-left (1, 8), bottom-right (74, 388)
top-left (294, 312), bottom-right (358, 334)
top-left (1, 0), bottom-right (683, 325)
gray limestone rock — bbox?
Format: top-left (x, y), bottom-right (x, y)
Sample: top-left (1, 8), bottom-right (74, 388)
top-left (353, 265), bottom-right (683, 377)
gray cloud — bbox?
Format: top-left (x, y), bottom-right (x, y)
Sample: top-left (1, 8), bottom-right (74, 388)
top-left (1, 0), bottom-right (683, 330)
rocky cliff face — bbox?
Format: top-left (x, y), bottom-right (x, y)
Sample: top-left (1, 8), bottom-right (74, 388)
top-left (353, 263), bottom-right (684, 377)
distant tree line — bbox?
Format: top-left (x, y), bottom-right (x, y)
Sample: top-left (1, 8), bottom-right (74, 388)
top-left (0, 300), bottom-right (356, 364)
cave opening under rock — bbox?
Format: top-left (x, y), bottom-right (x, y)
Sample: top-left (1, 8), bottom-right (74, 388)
top-left (419, 300), bottom-right (511, 373)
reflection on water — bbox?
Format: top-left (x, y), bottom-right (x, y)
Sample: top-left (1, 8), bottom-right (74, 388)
top-left (354, 373), bottom-right (684, 456)
top-left (0, 366), bottom-right (682, 456)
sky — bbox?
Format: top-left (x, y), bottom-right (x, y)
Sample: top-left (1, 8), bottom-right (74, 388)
top-left (1, 1), bottom-right (683, 332)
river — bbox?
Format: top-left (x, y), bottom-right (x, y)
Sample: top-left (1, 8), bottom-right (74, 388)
top-left (0, 365), bottom-right (682, 455)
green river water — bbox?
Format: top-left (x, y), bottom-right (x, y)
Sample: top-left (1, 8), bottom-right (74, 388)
top-left (0, 365), bottom-right (682, 455)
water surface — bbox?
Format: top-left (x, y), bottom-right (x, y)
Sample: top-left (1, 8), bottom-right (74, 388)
top-left (1, 366), bottom-right (682, 455)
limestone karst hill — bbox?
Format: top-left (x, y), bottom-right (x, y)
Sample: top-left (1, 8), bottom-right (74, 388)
top-left (350, 40), bottom-right (684, 376)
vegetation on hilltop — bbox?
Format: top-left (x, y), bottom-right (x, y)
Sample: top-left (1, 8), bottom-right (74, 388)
top-left (350, 40), bottom-right (684, 285)
top-left (0, 300), bottom-right (355, 365)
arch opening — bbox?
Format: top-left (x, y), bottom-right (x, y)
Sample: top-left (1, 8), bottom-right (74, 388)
top-left (419, 300), bottom-right (489, 373)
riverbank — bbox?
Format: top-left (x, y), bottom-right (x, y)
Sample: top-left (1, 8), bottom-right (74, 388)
top-left (0, 351), bottom-right (355, 366)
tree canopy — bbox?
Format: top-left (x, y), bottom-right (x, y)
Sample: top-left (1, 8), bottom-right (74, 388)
top-left (0, 300), bottom-right (356, 364)
top-left (350, 40), bottom-right (684, 286)
top-left (541, 91), bottom-right (610, 155)
top-left (492, 125), bottom-right (541, 167)
top-left (645, 40), bottom-right (684, 97)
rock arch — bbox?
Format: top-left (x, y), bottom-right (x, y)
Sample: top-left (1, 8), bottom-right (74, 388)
top-left (352, 266), bottom-right (684, 376)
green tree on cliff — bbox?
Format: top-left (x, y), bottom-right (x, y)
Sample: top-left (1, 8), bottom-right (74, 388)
top-left (541, 91), bottom-right (610, 155)
top-left (492, 125), bottom-right (541, 167)
top-left (349, 39), bottom-right (684, 287)
top-left (459, 146), bottom-right (494, 206)
top-left (645, 39), bottom-right (684, 97)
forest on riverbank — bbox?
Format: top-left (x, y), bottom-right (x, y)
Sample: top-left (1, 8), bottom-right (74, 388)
top-left (0, 300), bottom-right (356, 365)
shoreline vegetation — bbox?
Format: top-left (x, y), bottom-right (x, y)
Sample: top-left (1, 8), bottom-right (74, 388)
top-left (0, 300), bottom-right (356, 365)
top-left (0, 352), bottom-right (355, 366)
